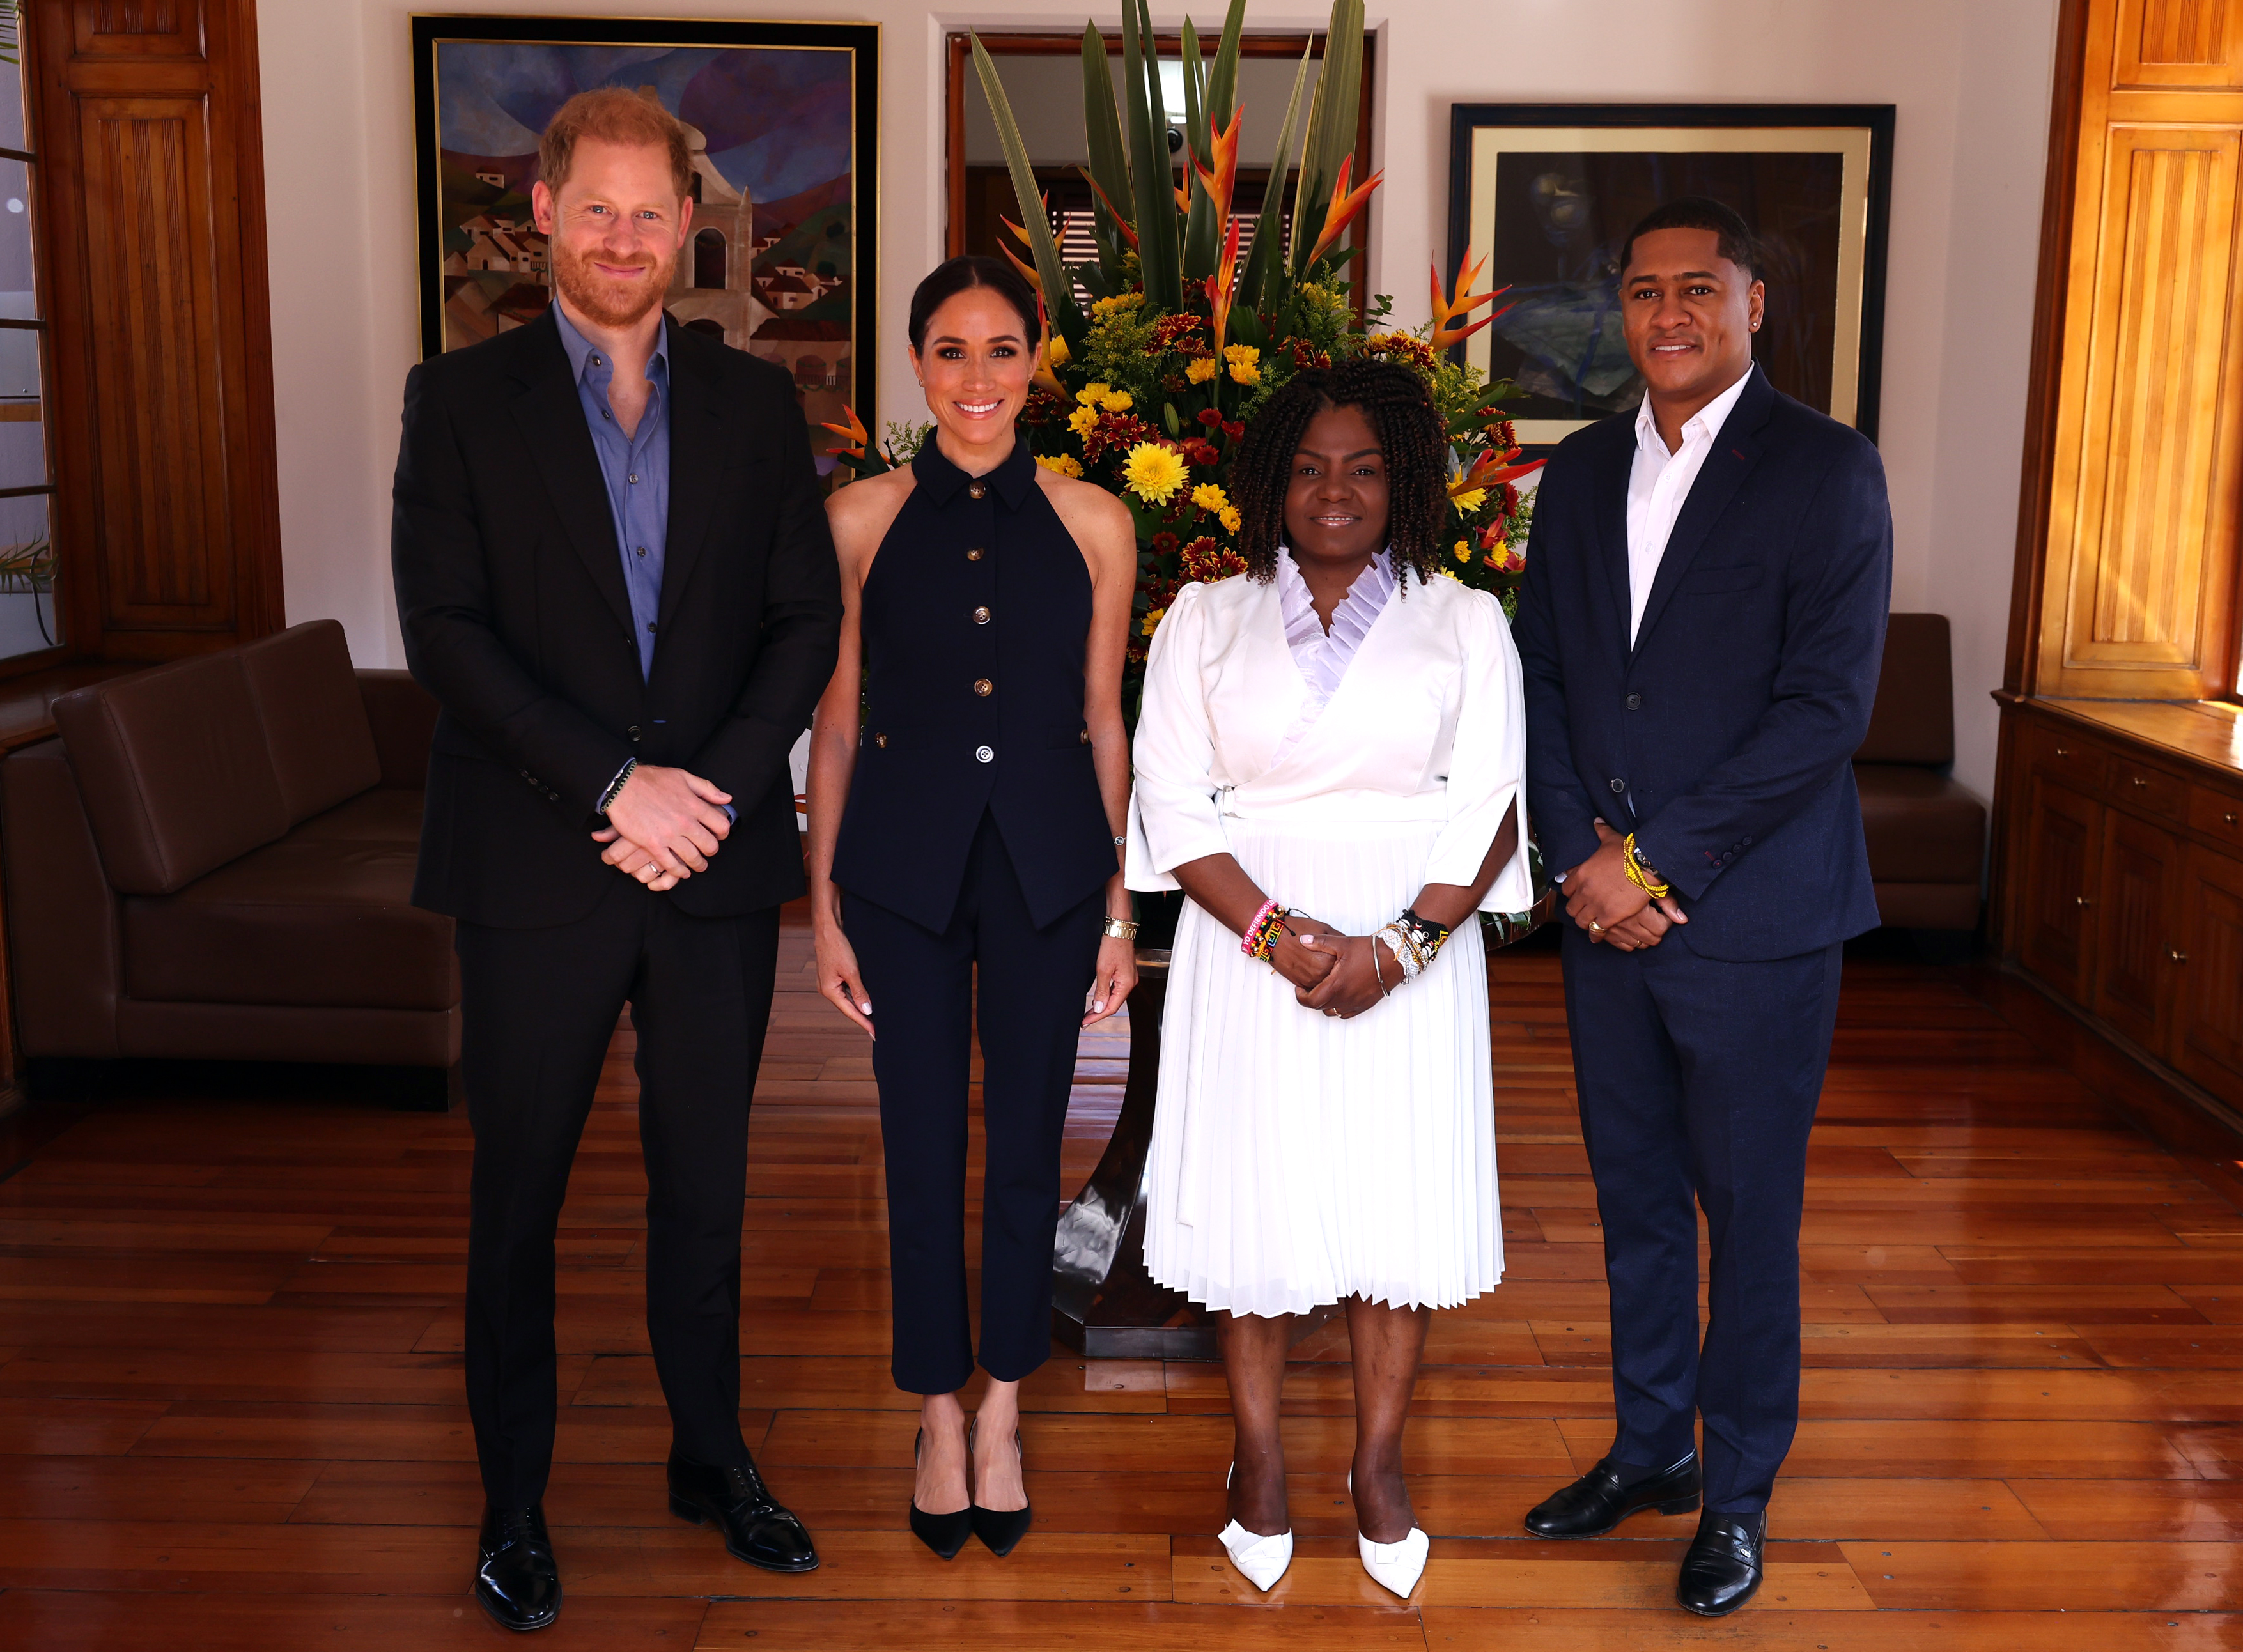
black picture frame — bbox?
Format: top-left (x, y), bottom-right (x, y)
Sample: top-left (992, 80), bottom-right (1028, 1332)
top-left (1446, 102), bottom-right (1894, 449)
top-left (410, 14), bottom-right (881, 468)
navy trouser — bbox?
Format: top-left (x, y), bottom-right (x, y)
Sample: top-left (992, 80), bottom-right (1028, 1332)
top-left (846, 813), bottom-right (1103, 1395)
top-left (456, 881), bottom-right (779, 1508)
top-left (1560, 926), bottom-right (1843, 1514)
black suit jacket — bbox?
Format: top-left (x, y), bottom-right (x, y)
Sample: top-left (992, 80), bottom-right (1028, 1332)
top-left (1512, 366), bottom-right (1891, 961)
top-left (392, 309), bottom-right (842, 929)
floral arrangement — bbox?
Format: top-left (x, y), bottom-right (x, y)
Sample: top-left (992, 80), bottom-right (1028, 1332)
top-left (825, 0), bottom-right (1553, 940)
top-left (828, 0), bottom-right (1541, 698)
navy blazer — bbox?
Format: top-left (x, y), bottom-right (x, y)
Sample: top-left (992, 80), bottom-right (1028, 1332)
top-left (393, 309), bottom-right (842, 929)
top-left (1512, 365), bottom-right (1891, 962)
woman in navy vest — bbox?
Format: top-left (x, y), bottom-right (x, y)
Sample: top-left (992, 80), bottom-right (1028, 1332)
top-left (804, 257), bottom-right (1139, 1559)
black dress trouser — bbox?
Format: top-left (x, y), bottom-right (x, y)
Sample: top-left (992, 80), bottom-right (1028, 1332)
top-left (846, 812), bottom-right (1105, 1395)
top-left (455, 876), bottom-right (780, 1508)
top-left (1561, 927), bottom-right (1844, 1515)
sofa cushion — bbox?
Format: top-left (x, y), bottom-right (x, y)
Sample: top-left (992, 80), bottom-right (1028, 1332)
top-left (1855, 762), bottom-right (1987, 885)
top-left (1858, 612), bottom-right (1955, 766)
top-left (240, 621), bottom-right (382, 825)
top-left (287, 787), bottom-right (425, 846)
top-left (54, 653), bottom-right (290, 896)
top-left (121, 824), bottom-right (456, 1012)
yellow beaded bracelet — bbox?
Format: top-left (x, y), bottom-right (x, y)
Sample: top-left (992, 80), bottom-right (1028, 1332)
top-left (1622, 833), bottom-right (1672, 899)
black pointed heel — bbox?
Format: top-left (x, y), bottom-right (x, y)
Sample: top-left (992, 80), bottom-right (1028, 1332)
top-left (968, 1419), bottom-right (1033, 1558)
top-left (909, 1428), bottom-right (972, 1561)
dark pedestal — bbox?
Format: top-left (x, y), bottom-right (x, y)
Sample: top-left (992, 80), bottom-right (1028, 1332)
top-left (1050, 953), bottom-right (1335, 1361)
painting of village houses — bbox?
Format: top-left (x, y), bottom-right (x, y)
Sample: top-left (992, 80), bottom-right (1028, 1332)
top-left (413, 20), bottom-right (879, 475)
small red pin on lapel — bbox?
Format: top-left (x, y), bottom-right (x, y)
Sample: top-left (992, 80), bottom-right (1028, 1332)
top-left (1730, 447), bottom-right (1747, 461)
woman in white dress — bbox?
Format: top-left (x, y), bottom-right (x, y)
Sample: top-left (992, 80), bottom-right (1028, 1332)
top-left (1127, 359), bottom-right (1530, 1600)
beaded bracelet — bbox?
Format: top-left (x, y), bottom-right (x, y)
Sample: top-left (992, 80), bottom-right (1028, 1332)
top-left (1622, 833), bottom-right (1672, 898)
top-left (1241, 899), bottom-right (1291, 961)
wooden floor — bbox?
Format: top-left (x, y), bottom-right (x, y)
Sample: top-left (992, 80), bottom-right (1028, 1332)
top-left (1, 908), bottom-right (2240, 1648)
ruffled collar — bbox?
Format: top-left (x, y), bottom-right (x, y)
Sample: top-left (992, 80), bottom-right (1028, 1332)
top-left (1269, 548), bottom-right (1398, 765)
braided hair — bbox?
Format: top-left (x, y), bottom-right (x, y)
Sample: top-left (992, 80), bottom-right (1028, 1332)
top-left (1231, 357), bottom-right (1450, 586)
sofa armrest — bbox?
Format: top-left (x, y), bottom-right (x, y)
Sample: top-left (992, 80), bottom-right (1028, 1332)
top-left (357, 670), bottom-right (439, 791)
top-left (2, 739), bottom-right (122, 1058)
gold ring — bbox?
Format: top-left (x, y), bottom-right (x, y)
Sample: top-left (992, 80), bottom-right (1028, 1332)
top-left (1588, 920), bottom-right (1603, 932)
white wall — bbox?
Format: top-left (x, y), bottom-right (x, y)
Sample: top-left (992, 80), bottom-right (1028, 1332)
top-left (261, 0), bottom-right (2056, 801)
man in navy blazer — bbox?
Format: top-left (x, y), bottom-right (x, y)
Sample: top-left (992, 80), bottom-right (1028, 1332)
top-left (1511, 198), bottom-right (1891, 1617)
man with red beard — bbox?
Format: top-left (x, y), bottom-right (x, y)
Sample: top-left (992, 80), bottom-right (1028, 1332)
top-left (392, 88), bottom-right (840, 1632)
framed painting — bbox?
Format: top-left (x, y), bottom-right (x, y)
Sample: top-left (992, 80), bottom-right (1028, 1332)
top-left (1446, 104), bottom-right (1893, 449)
top-left (411, 15), bottom-right (881, 474)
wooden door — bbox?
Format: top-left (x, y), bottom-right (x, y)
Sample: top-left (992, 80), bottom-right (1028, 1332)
top-left (28, 0), bottom-right (281, 660)
top-left (2021, 775), bottom-right (2106, 1005)
top-left (2175, 844), bottom-right (2243, 1108)
top-left (2093, 807), bottom-right (2187, 1053)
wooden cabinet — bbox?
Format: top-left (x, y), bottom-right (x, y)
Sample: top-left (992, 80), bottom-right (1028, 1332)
top-left (2093, 808), bottom-right (2185, 1050)
top-left (1998, 700), bottom-right (2243, 1120)
top-left (2021, 773), bottom-right (2104, 1001)
top-left (2177, 846), bottom-right (2243, 1108)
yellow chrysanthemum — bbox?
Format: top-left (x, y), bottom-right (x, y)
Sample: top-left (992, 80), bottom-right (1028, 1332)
top-left (1076, 381), bottom-right (1114, 406)
top-left (1140, 606), bottom-right (1167, 636)
top-left (1451, 487), bottom-right (1488, 514)
top-left (1186, 357), bottom-right (1220, 385)
top-left (1218, 505), bottom-right (1241, 533)
top-left (1122, 442), bottom-right (1188, 506)
top-left (1036, 454), bottom-right (1083, 478)
top-left (1099, 390), bottom-right (1133, 412)
top-left (1453, 539), bottom-right (1472, 562)
top-left (1048, 334), bottom-right (1071, 366)
top-left (1223, 343), bottom-right (1261, 385)
top-left (1092, 292), bottom-right (1145, 318)
top-left (1066, 405), bottom-right (1099, 438)
top-left (1191, 482), bottom-right (1229, 513)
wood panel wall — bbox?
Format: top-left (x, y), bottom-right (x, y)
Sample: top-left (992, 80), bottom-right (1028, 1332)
top-left (29, 0), bottom-right (282, 661)
top-left (2020, 0), bottom-right (2243, 702)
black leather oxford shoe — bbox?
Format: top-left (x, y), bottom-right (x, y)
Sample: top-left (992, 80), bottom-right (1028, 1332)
top-left (667, 1452), bottom-right (819, 1573)
top-left (1677, 1509), bottom-right (1766, 1616)
top-left (474, 1503), bottom-right (560, 1633)
top-left (1524, 1452), bottom-right (1701, 1538)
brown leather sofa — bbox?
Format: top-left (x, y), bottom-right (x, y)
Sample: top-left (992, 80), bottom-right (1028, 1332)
top-left (1856, 612), bottom-right (1985, 932)
top-left (2, 621), bottom-right (458, 1104)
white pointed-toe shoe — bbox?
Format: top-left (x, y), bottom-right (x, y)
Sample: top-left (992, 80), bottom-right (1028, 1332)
top-left (1357, 1525), bottom-right (1429, 1598)
top-left (1220, 1462), bottom-right (1294, 1592)
top-left (1349, 1469), bottom-right (1429, 1598)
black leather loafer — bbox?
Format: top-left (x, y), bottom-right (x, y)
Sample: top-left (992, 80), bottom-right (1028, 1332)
top-left (1677, 1510), bottom-right (1766, 1616)
top-left (1525, 1452), bottom-right (1701, 1538)
top-left (667, 1452), bottom-right (819, 1573)
top-left (474, 1502), bottom-right (560, 1633)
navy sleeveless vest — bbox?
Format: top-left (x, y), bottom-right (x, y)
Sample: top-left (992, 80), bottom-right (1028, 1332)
top-left (832, 440), bottom-right (1115, 932)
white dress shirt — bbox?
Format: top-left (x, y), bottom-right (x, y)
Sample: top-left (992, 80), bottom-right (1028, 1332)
top-left (1625, 366), bottom-right (1753, 645)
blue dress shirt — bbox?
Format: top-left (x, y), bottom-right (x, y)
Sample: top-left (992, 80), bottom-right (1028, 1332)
top-left (553, 302), bottom-right (669, 680)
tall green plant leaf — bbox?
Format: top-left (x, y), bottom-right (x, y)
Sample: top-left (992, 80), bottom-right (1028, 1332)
top-left (1239, 40), bottom-right (1313, 313)
top-left (1121, 0), bottom-right (1181, 309)
top-left (1080, 22), bottom-right (1135, 286)
top-left (1178, 17), bottom-right (1218, 282)
top-left (970, 32), bottom-right (1083, 334)
top-left (1291, 0), bottom-right (1365, 278)
top-left (1205, 0), bottom-right (1248, 137)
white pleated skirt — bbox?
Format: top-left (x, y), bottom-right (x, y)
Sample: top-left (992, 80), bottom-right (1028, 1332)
top-left (1142, 819), bottom-right (1503, 1318)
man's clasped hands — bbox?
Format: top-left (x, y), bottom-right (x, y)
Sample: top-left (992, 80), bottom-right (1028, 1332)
top-left (1559, 820), bottom-right (1689, 952)
top-left (590, 764), bottom-right (736, 892)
